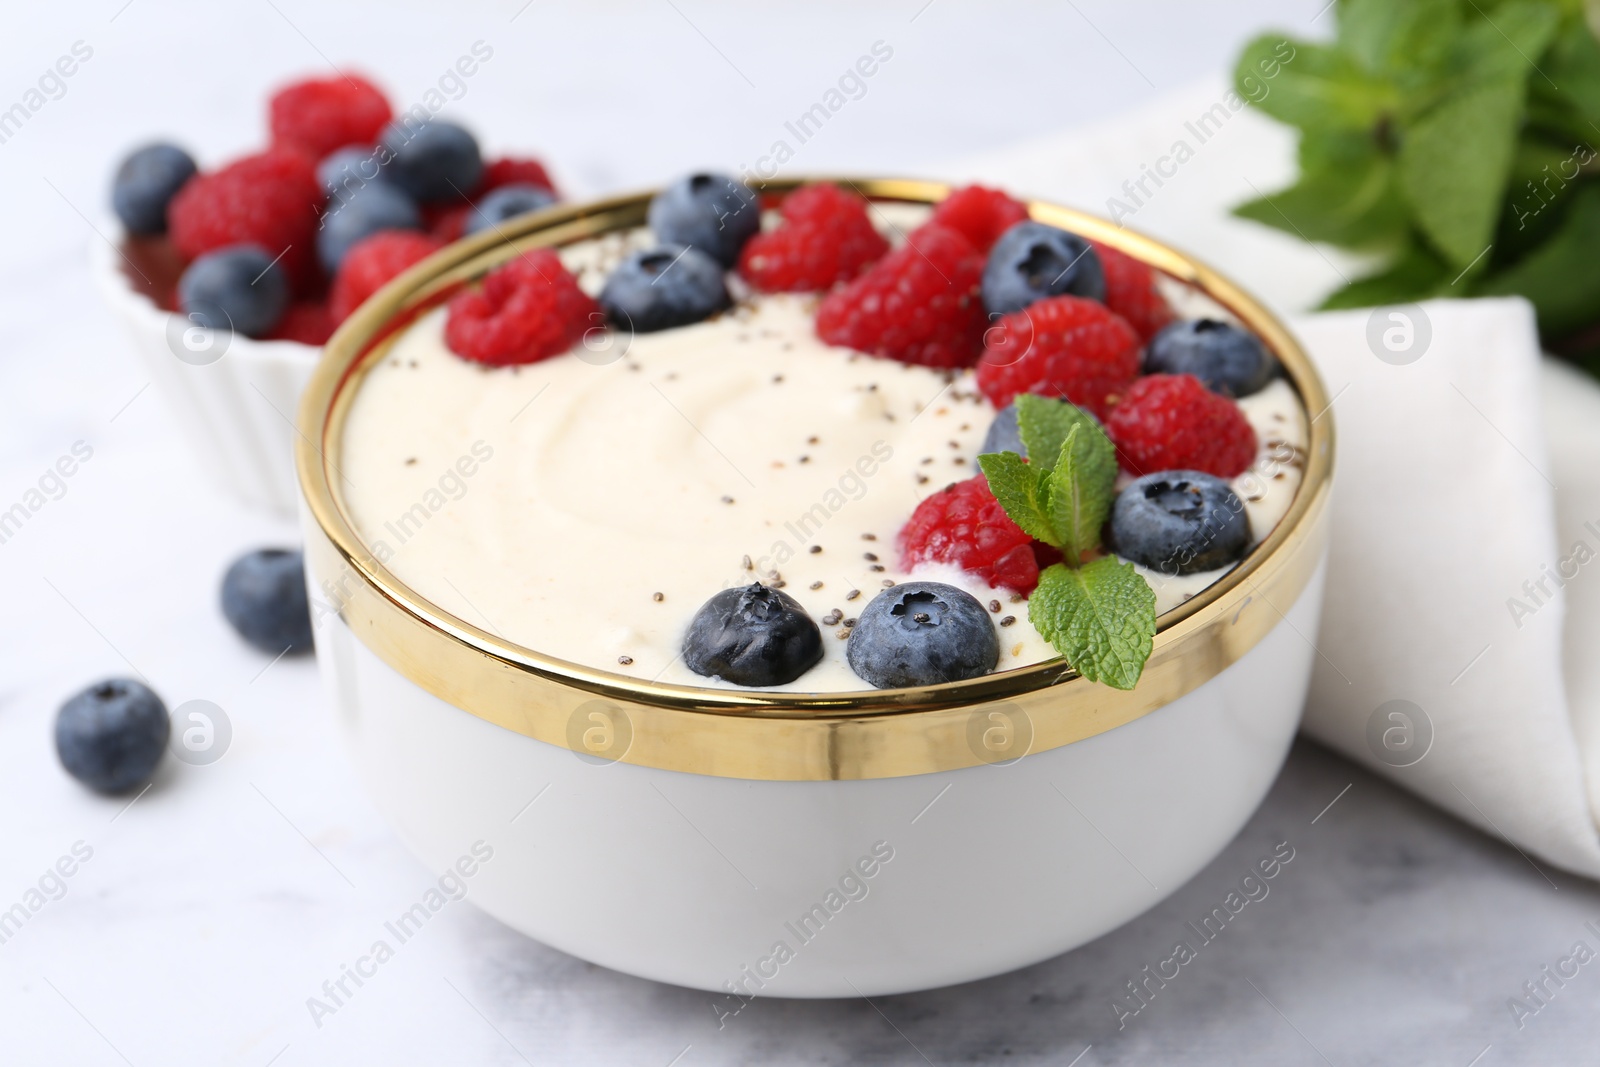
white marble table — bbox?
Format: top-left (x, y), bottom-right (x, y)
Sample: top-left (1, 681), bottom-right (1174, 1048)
top-left (4, 1), bottom-right (1597, 1063)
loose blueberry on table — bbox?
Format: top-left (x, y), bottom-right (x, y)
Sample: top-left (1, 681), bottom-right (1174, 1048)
top-left (220, 548), bottom-right (315, 655)
top-left (56, 679), bottom-right (170, 794)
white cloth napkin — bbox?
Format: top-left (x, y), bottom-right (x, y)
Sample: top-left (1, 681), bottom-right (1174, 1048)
top-left (942, 78), bottom-right (1600, 878)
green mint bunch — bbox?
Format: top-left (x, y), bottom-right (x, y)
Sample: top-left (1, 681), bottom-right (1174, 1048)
top-left (1233, 0), bottom-right (1600, 358)
top-left (977, 396), bottom-right (1157, 691)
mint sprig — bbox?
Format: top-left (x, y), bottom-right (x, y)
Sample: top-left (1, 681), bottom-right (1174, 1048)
top-left (1230, 1), bottom-right (1600, 365)
top-left (977, 395), bottom-right (1156, 690)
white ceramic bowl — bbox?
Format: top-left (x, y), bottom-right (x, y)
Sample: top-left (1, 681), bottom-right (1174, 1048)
top-left (92, 236), bottom-right (318, 516)
top-left (296, 179), bottom-right (1334, 998)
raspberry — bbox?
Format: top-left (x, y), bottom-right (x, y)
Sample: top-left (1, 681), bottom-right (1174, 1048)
top-left (330, 231), bottom-right (444, 323)
top-left (266, 302), bottom-right (335, 345)
top-left (482, 156), bottom-right (558, 196)
top-left (444, 250), bottom-right (600, 366)
top-left (1105, 374), bottom-right (1257, 478)
top-left (899, 476), bottom-right (1042, 595)
top-left (930, 185), bottom-right (1029, 252)
top-left (169, 150), bottom-right (324, 289)
top-left (421, 201), bottom-right (472, 243)
top-left (269, 74), bottom-right (392, 159)
top-left (975, 295), bottom-right (1141, 419)
top-left (737, 183), bottom-right (889, 292)
top-left (1094, 242), bottom-right (1174, 342)
top-left (815, 223), bottom-right (986, 368)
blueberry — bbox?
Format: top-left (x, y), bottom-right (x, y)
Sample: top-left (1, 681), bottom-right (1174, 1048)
top-left (683, 583), bottom-right (822, 687)
top-left (463, 183), bottom-right (558, 237)
top-left (978, 403), bottom-right (1025, 464)
top-left (380, 119), bottom-right (483, 202)
top-left (1107, 471), bottom-right (1251, 576)
top-left (111, 143), bottom-right (197, 235)
top-left (221, 548), bottom-right (315, 654)
top-left (846, 582), bottom-right (999, 689)
top-left (599, 244), bottom-right (731, 332)
top-left (318, 145), bottom-right (387, 200)
top-left (647, 172), bottom-right (761, 268)
top-left (55, 679), bottom-right (169, 794)
top-left (1143, 319), bottom-right (1277, 398)
top-left (177, 245), bottom-right (289, 337)
top-left (981, 221), bottom-right (1105, 317)
top-left (316, 181), bottom-right (421, 273)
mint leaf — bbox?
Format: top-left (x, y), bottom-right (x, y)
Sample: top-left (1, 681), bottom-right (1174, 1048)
top-left (1014, 393), bottom-right (1097, 475)
top-left (1233, 153), bottom-right (1408, 249)
top-left (1453, 2), bottom-right (1561, 86)
top-left (1047, 423), bottom-right (1117, 564)
top-left (1029, 559), bottom-right (1158, 691)
top-left (1478, 184), bottom-right (1600, 336)
top-left (1538, 18), bottom-right (1600, 124)
top-left (1499, 137), bottom-right (1589, 259)
top-left (1399, 77), bottom-right (1525, 266)
top-left (976, 451), bottom-right (1057, 547)
top-left (1387, 3), bottom-right (1557, 267)
top-left (1317, 242), bottom-right (1452, 309)
top-left (1234, 36), bottom-right (1397, 131)
top-left (1337, 0), bottom-right (1460, 79)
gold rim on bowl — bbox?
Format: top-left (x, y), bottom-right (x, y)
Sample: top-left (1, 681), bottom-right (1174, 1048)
top-left (296, 177), bottom-right (1334, 782)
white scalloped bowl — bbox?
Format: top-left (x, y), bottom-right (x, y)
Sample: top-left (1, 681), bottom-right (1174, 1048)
top-left (92, 236), bottom-right (319, 516)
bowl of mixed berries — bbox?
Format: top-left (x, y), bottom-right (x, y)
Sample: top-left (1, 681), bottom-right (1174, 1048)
top-left (94, 72), bottom-right (562, 514)
top-left (294, 173), bottom-right (1333, 996)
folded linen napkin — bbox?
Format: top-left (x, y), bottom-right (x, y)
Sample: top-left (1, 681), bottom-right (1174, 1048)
top-left (942, 78), bottom-right (1600, 878)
